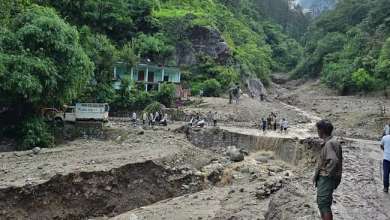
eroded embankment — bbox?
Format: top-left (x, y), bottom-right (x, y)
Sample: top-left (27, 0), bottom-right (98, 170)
top-left (187, 127), bottom-right (320, 166)
top-left (0, 161), bottom-right (204, 220)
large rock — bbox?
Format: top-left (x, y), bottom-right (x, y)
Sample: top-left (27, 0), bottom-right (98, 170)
top-left (227, 146), bottom-right (244, 162)
top-left (175, 25), bottom-right (231, 65)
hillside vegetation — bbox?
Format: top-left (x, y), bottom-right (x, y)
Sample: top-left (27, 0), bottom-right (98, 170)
top-left (293, 0), bottom-right (390, 94)
top-left (0, 0), bottom-right (308, 149)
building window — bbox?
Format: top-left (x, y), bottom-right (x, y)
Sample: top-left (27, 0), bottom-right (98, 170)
top-left (164, 75), bottom-right (169, 82)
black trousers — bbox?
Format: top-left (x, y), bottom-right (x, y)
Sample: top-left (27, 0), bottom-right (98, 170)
top-left (384, 159), bottom-right (390, 189)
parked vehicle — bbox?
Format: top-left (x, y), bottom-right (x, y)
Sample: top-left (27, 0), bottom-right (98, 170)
top-left (42, 103), bottom-right (110, 122)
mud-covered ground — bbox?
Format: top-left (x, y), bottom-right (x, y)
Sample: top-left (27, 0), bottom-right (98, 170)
top-left (0, 125), bottom-right (215, 189)
top-left (1, 78), bottom-right (390, 220)
top-left (272, 79), bottom-right (390, 140)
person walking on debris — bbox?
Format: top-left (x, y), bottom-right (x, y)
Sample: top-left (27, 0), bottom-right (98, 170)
top-left (381, 131), bottom-right (390, 193)
top-left (229, 91), bottom-right (233, 104)
top-left (267, 115), bottom-right (272, 130)
top-left (154, 111), bottom-right (160, 123)
top-left (279, 118), bottom-right (284, 133)
top-left (229, 83), bottom-right (240, 104)
top-left (207, 111), bottom-right (213, 126)
top-left (261, 118), bottom-right (267, 133)
top-left (160, 113), bottom-right (168, 126)
top-left (149, 112), bottom-right (154, 126)
top-left (281, 118), bottom-right (289, 134)
top-left (131, 112), bottom-right (137, 127)
top-left (260, 93), bottom-right (265, 101)
top-left (213, 111), bottom-right (218, 127)
top-left (384, 123), bottom-right (390, 136)
top-left (142, 112), bottom-right (147, 125)
top-left (313, 120), bottom-right (343, 220)
top-left (273, 117), bottom-right (278, 131)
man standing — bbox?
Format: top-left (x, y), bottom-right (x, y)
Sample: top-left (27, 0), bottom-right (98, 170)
top-left (213, 111), bottom-right (218, 127)
top-left (313, 120), bottom-right (343, 220)
top-left (142, 112), bottom-right (147, 125)
top-left (282, 118), bottom-right (289, 134)
top-left (261, 118), bottom-right (267, 133)
top-left (132, 112), bottom-right (137, 127)
top-left (381, 132), bottom-right (390, 193)
top-left (207, 111), bottom-right (213, 126)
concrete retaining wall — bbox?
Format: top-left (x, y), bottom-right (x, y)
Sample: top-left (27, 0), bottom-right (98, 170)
top-left (188, 127), bottom-right (320, 166)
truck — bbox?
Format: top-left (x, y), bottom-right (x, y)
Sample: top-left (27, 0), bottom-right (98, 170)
top-left (42, 103), bottom-right (110, 122)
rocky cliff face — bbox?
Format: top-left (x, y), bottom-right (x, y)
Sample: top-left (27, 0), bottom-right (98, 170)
top-left (175, 26), bottom-right (231, 66)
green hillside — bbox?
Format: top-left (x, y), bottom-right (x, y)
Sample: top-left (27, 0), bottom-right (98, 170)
top-left (293, 0), bottom-right (390, 94)
top-left (0, 0), bottom-right (308, 149)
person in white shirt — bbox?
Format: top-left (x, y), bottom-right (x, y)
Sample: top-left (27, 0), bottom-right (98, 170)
top-left (132, 112), bottom-right (137, 127)
top-left (161, 114), bottom-right (168, 126)
top-left (381, 133), bottom-right (390, 193)
top-left (149, 113), bottom-right (154, 126)
top-left (142, 112), bottom-right (147, 125)
top-left (281, 118), bottom-right (289, 134)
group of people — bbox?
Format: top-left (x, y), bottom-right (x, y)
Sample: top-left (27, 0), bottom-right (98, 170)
top-left (259, 112), bottom-right (289, 134)
top-left (229, 84), bottom-right (241, 104)
top-left (131, 111), bottom-right (169, 127)
top-left (189, 111), bottom-right (219, 128)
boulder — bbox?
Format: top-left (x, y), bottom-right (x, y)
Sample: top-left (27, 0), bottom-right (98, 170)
top-left (227, 146), bottom-right (244, 162)
top-left (32, 147), bottom-right (41, 155)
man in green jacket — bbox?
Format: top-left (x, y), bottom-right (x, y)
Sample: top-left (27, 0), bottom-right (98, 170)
top-left (313, 119), bottom-right (343, 220)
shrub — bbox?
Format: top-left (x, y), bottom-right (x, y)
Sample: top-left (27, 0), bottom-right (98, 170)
top-left (18, 117), bottom-right (54, 151)
top-left (351, 68), bottom-right (375, 92)
top-left (190, 82), bottom-right (203, 96)
top-left (144, 101), bottom-right (163, 114)
top-left (203, 79), bottom-right (221, 97)
top-left (156, 83), bottom-right (176, 107)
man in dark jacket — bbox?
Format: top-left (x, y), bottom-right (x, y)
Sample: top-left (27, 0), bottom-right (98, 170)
top-left (313, 119), bottom-right (343, 220)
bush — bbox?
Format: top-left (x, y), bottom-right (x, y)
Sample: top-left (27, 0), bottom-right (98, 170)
top-left (18, 117), bottom-right (54, 151)
top-left (351, 68), bottom-right (375, 92)
top-left (203, 79), bottom-right (221, 97)
top-left (156, 83), bottom-right (176, 107)
top-left (144, 101), bottom-right (163, 114)
top-left (190, 82), bottom-right (203, 96)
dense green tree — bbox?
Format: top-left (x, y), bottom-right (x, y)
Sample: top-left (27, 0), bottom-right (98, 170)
top-left (203, 79), bottom-right (222, 97)
top-left (35, 0), bottom-right (156, 42)
top-left (79, 26), bottom-right (117, 84)
top-left (0, 5), bottom-right (94, 112)
top-left (133, 33), bottom-right (174, 63)
top-left (0, 0), bottom-right (31, 26)
top-left (376, 37), bottom-right (390, 93)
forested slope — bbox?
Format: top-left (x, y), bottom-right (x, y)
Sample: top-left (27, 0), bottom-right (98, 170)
top-left (293, 0), bottom-right (390, 94)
